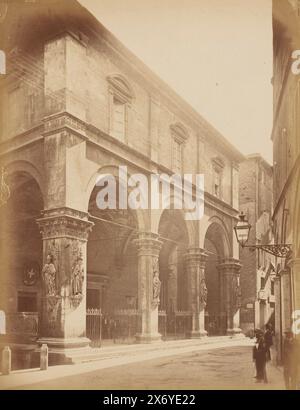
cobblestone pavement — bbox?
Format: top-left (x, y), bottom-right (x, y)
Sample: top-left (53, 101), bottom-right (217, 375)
top-left (14, 345), bottom-right (285, 390)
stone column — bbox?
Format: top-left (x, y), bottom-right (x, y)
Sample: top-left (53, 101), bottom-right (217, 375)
top-left (280, 268), bottom-right (292, 336)
top-left (37, 207), bottom-right (94, 356)
top-left (218, 258), bottom-right (242, 336)
top-left (167, 262), bottom-right (178, 312)
top-left (274, 275), bottom-right (282, 364)
top-left (185, 248), bottom-right (208, 338)
top-left (134, 232), bottom-right (163, 343)
top-left (167, 246), bottom-right (178, 312)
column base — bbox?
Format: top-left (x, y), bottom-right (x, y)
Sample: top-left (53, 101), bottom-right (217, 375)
top-left (37, 337), bottom-right (91, 364)
top-left (37, 337), bottom-right (91, 349)
top-left (226, 328), bottom-right (244, 337)
top-left (187, 330), bottom-right (208, 339)
top-left (135, 333), bottom-right (162, 344)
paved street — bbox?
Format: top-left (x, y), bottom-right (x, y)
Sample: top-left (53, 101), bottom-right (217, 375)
top-left (6, 342), bottom-right (284, 390)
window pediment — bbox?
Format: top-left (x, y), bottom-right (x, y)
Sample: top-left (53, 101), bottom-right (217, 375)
top-left (170, 123), bottom-right (189, 144)
top-left (107, 74), bottom-right (134, 103)
top-left (211, 156), bottom-right (225, 172)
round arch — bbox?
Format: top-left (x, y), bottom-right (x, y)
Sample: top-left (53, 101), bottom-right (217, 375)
top-left (157, 208), bottom-right (190, 324)
top-left (152, 196), bottom-right (196, 246)
top-left (84, 165), bottom-right (147, 232)
top-left (4, 160), bottom-right (45, 201)
top-left (202, 215), bottom-right (231, 259)
top-left (0, 168), bottom-right (44, 316)
top-left (202, 215), bottom-right (232, 336)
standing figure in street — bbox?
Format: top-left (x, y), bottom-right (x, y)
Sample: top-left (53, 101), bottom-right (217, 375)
top-left (264, 323), bottom-right (274, 362)
top-left (253, 330), bottom-right (268, 383)
top-left (283, 330), bottom-right (299, 390)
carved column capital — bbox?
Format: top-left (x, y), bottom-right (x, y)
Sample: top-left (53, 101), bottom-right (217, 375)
top-left (217, 258), bottom-right (241, 275)
top-left (184, 247), bottom-right (207, 269)
top-left (134, 232), bottom-right (163, 257)
top-left (37, 207), bottom-right (94, 241)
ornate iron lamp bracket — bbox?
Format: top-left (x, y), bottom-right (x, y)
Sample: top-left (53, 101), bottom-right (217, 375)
top-left (243, 244), bottom-right (292, 258)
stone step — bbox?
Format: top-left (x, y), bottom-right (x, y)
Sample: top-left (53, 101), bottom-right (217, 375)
top-left (70, 335), bottom-right (247, 364)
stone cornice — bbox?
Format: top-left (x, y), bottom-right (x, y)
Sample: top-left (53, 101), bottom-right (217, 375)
top-left (204, 192), bottom-right (239, 219)
top-left (42, 112), bottom-right (88, 139)
top-left (0, 124), bottom-right (44, 156)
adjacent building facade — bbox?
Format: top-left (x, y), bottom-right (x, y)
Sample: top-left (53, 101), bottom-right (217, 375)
top-left (0, 0), bottom-right (244, 365)
top-left (239, 154), bottom-right (275, 335)
top-left (272, 0), bottom-right (300, 362)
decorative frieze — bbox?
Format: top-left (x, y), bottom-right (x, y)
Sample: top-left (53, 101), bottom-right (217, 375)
top-left (37, 207), bottom-right (94, 241)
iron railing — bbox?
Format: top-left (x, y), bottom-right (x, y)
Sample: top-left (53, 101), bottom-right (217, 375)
top-left (86, 309), bottom-right (194, 345)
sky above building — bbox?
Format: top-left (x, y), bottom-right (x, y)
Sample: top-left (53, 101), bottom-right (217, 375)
top-left (79, 0), bottom-right (273, 163)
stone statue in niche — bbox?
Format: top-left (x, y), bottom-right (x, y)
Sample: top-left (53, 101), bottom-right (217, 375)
top-left (42, 254), bottom-right (56, 296)
top-left (71, 253), bottom-right (84, 296)
top-left (152, 258), bottom-right (161, 309)
top-left (199, 278), bottom-right (208, 307)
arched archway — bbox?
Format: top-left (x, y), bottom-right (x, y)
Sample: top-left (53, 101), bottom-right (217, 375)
top-left (158, 209), bottom-right (190, 337)
top-left (203, 218), bottom-right (231, 335)
top-left (84, 165), bottom-right (147, 230)
top-left (86, 177), bottom-right (141, 343)
top-left (0, 170), bottom-right (44, 336)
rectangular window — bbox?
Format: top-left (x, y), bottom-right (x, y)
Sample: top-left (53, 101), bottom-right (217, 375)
top-left (214, 170), bottom-right (221, 198)
top-left (112, 97), bottom-right (126, 141)
top-left (17, 292), bottom-right (37, 312)
top-left (173, 139), bottom-right (182, 173)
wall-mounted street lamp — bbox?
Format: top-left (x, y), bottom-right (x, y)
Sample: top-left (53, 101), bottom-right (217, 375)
top-left (234, 212), bottom-right (292, 258)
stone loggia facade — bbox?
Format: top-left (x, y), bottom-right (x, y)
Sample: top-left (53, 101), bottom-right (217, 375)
top-left (0, 0), bottom-right (244, 362)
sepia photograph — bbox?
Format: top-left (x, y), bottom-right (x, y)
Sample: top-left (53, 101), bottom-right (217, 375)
top-left (0, 0), bottom-right (299, 396)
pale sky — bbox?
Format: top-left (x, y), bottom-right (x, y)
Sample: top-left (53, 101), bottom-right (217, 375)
top-left (79, 0), bottom-right (273, 163)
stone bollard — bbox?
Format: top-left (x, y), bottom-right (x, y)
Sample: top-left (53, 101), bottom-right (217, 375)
top-left (2, 346), bottom-right (11, 375)
top-left (40, 344), bottom-right (48, 371)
